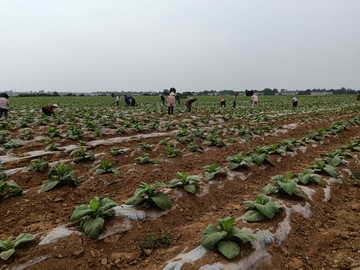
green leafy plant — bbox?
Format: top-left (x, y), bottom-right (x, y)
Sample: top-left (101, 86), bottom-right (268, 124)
top-left (204, 164), bottom-right (225, 181)
top-left (0, 167), bottom-right (6, 181)
top-left (95, 160), bottom-right (120, 175)
top-left (261, 174), bottom-right (307, 198)
top-left (125, 182), bottom-right (171, 210)
top-left (45, 143), bottom-right (61, 151)
top-left (0, 180), bottom-right (22, 199)
top-left (110, 147), bottom-right (127, 155)
top-left (4, 139), bottom-right (22, 149)
top-left (28, 158), bottom-right (49, 173)
top-left (0, 233), bottom-right (36, 261)
top-left (135, 153), bottom-right (158, 164)
top-left (70, 147), bottom-right (95, 163)
top-left (69, 196), bottom-right (118, 239)
top-left (296, 169), bottom-right (322, 185)
top-left (41, 162), bottom-right (78, 192)
top-left (165, 144), bottom-right (181, 158)
top-left (186, 142), bottom-right (203, 152)
top-left (47, 126), bottom-right (61, 138)
top-left (312, 159), bottom-right (337, 178)
top-left (138, 142), bottom-right (152, 151)
top-left (227, 152), bottom-right (253, 170)
top-left (201, 217), bottom-right (256, 259)
top-left (321, 151), bottom-right (347, 167)
top-left (169, 172), bottom-right (201, 194)
top-left (249, 151), bottom-right (274, 166)
top-left (242, 194), bottom-right (282, 222)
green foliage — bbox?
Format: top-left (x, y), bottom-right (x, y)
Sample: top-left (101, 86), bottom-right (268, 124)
top-left (69, 196), bottom-right (118, 239)
top-left (242, 194), bottom-right (282, 222)
top-left (110, 147), bottom-right (127, 155)
top-left (4, 139), bottom-right (22, 149)
top-left (261, 174), bottom-right (307, 198)
top-left (41, 162), bottom-right (78, 192)
top-left (135, 153), bottom-right (158, 164)
top-left (0, 233), bottom-right (36, 261)
top-left (137, 233), bottom-right (172, 257)
top-left (138, 142), bottom-right (152, 151)
top-left (312, 159), bottom-right (337, 178)
top-left (204, 164), bottom-right (224, 181)
top-left (169, 172), bottom-right (201, 193)
top-left (0, 167), bottom-right (6, 181)
top-left (165, 144), bottom-right (181, 158)
top-left (0, 180), bottom-right (22, 199)
top-left (28, 158), bottom-right (49, 173)
top-left (186, 142), bottom-right (203, 152)
top-left (227, 152), bottom-right (253, 170)
top-left (95, 160), bottom-right (120, 175)
top-left (125, 182), bottom-right (171, 210)
top-left (249, 152), bottom-right (274, 166)
top-left (296, 169), bottom-right (322, 185)
top-left (201, 217), bottom-right (256, 259)
top-left (45, 143), bottom-right (61, 151)
top-left (70, 147), bottom-right (95, 163)
top-left (47, 126), bottom-right (61, 138)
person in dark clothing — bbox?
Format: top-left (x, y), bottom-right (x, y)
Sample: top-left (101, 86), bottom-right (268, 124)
top-left (130, 96), bottom-right (136, 106)
top-left (175, 94), bottom-right (180, 105)
top-left (232, 93), bottom-right (238, 108)
top-left (160, 94), bottom-right (165, 106)
top-left (357, 92), bottom-right (360, 101)
top-left (124, 95), bottom-right (130, 105)
top-left (220, 98), bottom-right (226, 107)
top-left (42, 104), bottom-right (58, 116)
top-left (185, 98), bottom-right (197, 112)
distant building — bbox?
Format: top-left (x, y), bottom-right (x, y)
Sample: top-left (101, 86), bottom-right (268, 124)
top-left (280, 90), bottom-right (299, 96)
top-left (310, 91), bottom-right (333, 96)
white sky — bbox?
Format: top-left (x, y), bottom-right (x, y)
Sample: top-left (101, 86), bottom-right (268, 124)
top-left (1, 0), bottom-right (359, 92)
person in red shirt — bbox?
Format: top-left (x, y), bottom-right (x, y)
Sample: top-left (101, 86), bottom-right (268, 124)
top-left (42, 104), bottom-right (58, 116)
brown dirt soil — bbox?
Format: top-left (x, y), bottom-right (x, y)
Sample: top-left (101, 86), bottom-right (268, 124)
top-left (1, 111), bottom-right (360, 270)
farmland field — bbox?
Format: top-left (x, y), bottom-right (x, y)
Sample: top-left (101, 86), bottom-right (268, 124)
top-left (1, 94), bottom-right (360, 270)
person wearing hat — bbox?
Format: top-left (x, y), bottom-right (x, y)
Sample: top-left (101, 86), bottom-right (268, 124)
top-left (167, 92), bottom-right (176, 115)
top-left (0, 93), bottom-right (9, 119)
top-left (42, 104), bottom-right (58, 116)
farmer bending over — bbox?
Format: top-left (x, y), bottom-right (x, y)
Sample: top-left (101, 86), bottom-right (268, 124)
top-left (42, 104), bottom-right (58, 116)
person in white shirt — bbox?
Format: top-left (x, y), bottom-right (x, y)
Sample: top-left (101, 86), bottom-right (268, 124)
top-left (291, 96), bottom-right (298, 108)
top-left (0, 93), bottom-right (9, 119)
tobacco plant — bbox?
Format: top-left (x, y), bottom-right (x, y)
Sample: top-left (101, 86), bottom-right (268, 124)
top-left (0, 167), bottom-right (6, 181)
top-left (70, 147), bottom-right (95, 163)
top-left (135, 154), bottom-right (158, 164)
top-left (0, 180), bottom-right (22, 199)
top-left (165, 144), bottom-right (181, 158)
top-left (204, 164), bottom-right (225, 181)
top-left (0, 233), bottom-right (36, 261)
top-left (95, 160), bottom-right (119, 175)
top-left (296, 169), bottom-right (322, 185)
top-left (261, 174), bottom-right (307, 198)
top-left (187, 142), bottom-right (203, 152)
top-left (41, 162), bottom-right (78, 192)
top-left (28, 158), bottom-right (49, 173)
top-left (4, 139), bottom-right (22, 149)
top-left (201, 217), bottom-right (256, 259)
top-left (169, 172), bottom-right (201, 194)
top-left (45, 143), bottom-right (61, 151)
top-left (110, 147), bottom-right (127, 155)
top-left (125, 182), bottom-right (171, 210)
top-left (227, 152), bottom-right (253, 170)
top-left (242, 194), bottom-right (282, 222)
top-left (69, 196), bottom-right (118, 239)
top-left (312, 159), bottom-right (337, 178)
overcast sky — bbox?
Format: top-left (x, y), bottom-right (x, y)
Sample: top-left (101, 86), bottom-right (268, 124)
top-left (1, 0), bottom-right (359, 92)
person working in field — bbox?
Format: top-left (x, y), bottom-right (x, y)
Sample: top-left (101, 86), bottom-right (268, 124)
top-left (167, 92), bottom-right (176, 115)
top-left (42, 104), bottom-right (58, 116)
top-left (291, 96), bottom-right (298, 108)
top-left (251, 93), bottom-right (259, 108)
top-left (220, 97), bottom-right (226, 107)
top-left (185, 98), bottom-right (197, 112)
top-left (0, 93), bottom-right (9, 119)
top-left (233, 92), bottom-right (238, 108)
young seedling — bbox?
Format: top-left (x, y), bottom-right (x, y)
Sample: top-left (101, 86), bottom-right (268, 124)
top-left (0, 233), bottom-right (36, 261)
top-left (28, 158), bottom-right (49, 173)
top-left (47, 126), bottom-right (61, 138)
top-left (186, 142), bottom-right (203, 153)
top-left (45, 143), bottom-right (61, 151)
top-left (0, 167), bottom-right (6, 181)
top-left (138, 142), bottom-right (152, 151)
top-left (296, 169), bottom-right (322, 185)
top-left (125, 182), bottom-right (171, 210)
top-left (110, 147), bottom-right (127, 156)
top-left (41, 162), bottom-right (78, 192)
top-left (249, 151), bottom-right (274, 166)
top-left (135, 154), bottom-right (158, 164)
top-left (201, 217), bottom-right (256, 259)
top-left (0, 180), bottom-right (22, 199)
top-left (321, 151), bottom-right (347, 167)
top-left (70, 147), bottom-right (95, 163)
top-left (69, 196), bottom-right (118, 239)
top-left (4, 139), bottom-right (22, 149)
top-left (312, 159), bottom-right (337, 178)
top-left (165, 144), bottom-right (181, 158)
top-left (204, 164), bottom-right (225, 181)
top-left (242, 194), bottom-right (282, 222)
top-left (226, 152), bottom-right (253, 170)
top-left (169, 172), bottom-right (201, 194)
top-left (95, 160), bottom-right (120, 175)
top-left (261, 174), bottom-right (307, 198)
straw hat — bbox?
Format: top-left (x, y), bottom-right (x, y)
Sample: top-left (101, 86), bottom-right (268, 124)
top-left (52, 104), bottom-right (59, 108)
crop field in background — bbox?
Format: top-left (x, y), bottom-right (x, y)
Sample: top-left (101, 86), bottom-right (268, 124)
top-left (1, 94), bottom-right (360, 270)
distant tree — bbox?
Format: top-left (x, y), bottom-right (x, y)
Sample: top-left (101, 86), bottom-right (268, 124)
top-left (183, 91), bottom-right (193, 96)
top-left (245, 90), bottom-right (254, 96)
top-left (163, 89), bottom-right (170, 95)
